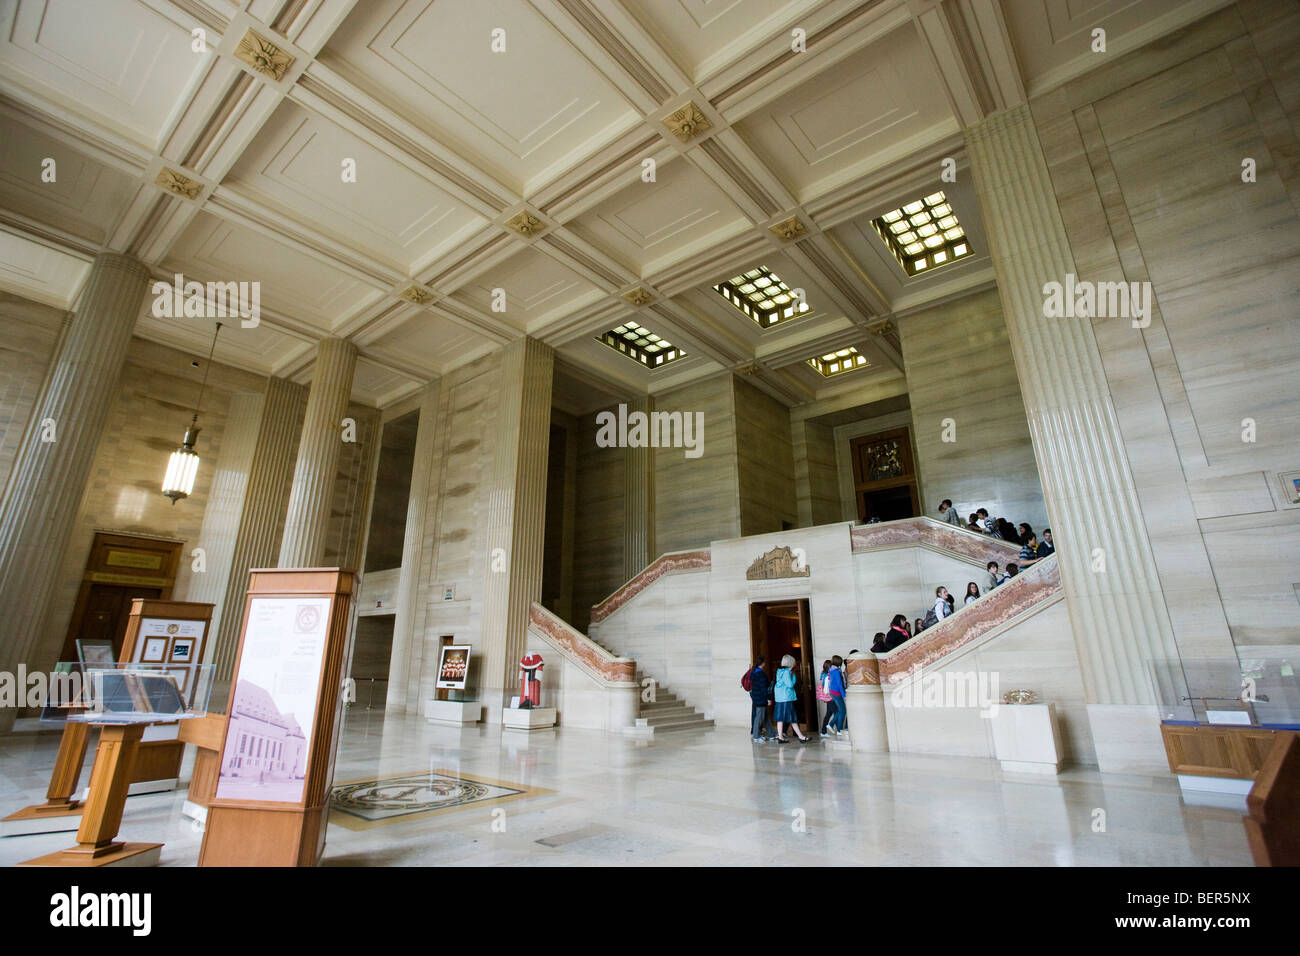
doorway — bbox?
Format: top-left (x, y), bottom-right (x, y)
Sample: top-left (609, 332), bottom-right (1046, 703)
top-left (748, 599), bottom-right (818, 730)
top-left (850, 427), bottom-right (920, 522)
top-left (58, 532), bottom-right (183, 664)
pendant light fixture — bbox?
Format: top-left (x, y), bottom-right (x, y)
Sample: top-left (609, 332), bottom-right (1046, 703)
top-left (162, 321), bottom-right (222, 505)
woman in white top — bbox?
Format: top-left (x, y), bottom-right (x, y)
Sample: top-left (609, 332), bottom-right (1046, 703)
top-left (964, 581), bottom-right (980, 605)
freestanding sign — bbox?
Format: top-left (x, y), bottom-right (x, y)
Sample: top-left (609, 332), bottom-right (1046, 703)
top-left (198, 568), bottom-right (355, 867)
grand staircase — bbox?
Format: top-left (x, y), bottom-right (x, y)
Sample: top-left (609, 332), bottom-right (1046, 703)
top-left (626, 671), bottom-right (714, 738)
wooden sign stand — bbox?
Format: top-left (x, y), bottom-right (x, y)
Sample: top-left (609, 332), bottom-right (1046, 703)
top-left (20, 722), bottom-right (164, 867)
top-left (199, 568), bottom-right (355, 867)
top-left (1, 600), bottom-right (212, 837)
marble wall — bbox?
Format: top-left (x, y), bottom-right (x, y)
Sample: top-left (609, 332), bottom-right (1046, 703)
top-left (900, 287), bottom-right (1048, 531)
top-left (735, 377), bottom-right (798, 535)
top-left (572, 409), bottom-right (625, 633)
top-left (793, 417), bottom-right (840, 527)
top-left (654, 373), bottom-right (740, 554)
top-left (1030, 1), bottom-right (1300, 656)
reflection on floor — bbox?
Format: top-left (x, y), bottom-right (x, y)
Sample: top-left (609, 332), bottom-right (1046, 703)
top-left (0, 710), bottom-right (1255, 866)
top-left (330, 770), bottom-right (549, 829)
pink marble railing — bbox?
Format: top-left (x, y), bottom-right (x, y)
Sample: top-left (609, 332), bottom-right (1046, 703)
top-left (851, 516), bottom-right (1022, 566)
top-left (589, 549), bottom-right (711, 624)
top-left (528, 603), bottom-right (637, 684)
top-left (850, 556), bottom-right (1063, 685)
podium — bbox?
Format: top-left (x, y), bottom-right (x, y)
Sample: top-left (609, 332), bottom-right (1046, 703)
top-left (199, 568), bottom-right (355, 867)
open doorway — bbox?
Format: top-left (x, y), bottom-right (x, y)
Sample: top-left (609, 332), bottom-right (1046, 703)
top-left (748, 599), bottom-right (818, 731)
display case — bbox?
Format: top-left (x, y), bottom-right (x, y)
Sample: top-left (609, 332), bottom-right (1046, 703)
top-left (1151, 657), bottom-right (1300, 795)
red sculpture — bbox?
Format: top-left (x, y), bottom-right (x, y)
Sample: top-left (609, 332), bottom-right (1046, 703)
top-left (517, 653), bottom-right (543, 709)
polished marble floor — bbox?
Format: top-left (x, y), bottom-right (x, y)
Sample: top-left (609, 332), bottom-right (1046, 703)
top-left (0, 711), bottom-right (1255, 866)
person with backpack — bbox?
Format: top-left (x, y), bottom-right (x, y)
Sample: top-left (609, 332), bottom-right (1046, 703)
top-left (816, 660), bottom-right (834, 734)
top-left (922, 587), bottom-right (951, 631)
top-left (745, 656), bottom-right (773, 742)
top-left (825, 655), bottom-right (847, 734)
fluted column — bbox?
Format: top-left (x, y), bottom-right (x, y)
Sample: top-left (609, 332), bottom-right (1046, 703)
top-left (209, 377), bottom-right (306, 697)
top-left (623, 395), bottom-right (655, 578)
top-left (480, 338), bottom-right (553, 713)
top-left (967, 106), bottom-right (1180, 767)
top-left (278, 338), bottom-right (357, 568)
top-left (0, 253), bottom-right (149, 730)
top-left (386, 383), bottom-right (438, 713)
top-left (184, 390), bottom-right (265, 661)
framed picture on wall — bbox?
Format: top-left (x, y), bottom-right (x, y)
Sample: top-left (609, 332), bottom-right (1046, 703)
top-left (169, 637), bottom-right (195, 662)
top-left (141, 637), bottom-right (168, 662)
top-left (1279, 470), bottom-right (1300, 505)
top-left (436, 645), bottom-right (471, 690)
top-left (76, 638), bottom-right (115, 666)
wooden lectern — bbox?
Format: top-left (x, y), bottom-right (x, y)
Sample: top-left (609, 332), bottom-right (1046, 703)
top-left (199, 568), bottom-right (355, 867)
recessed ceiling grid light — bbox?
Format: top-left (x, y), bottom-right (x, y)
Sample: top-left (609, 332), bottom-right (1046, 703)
top-left (597, 320), bottom-right (687, 369)
top-left (807, 346), bottom-right (869, 377)
top-left (712, 265), bottom-right (811, 328)
top-left (872, 191), bottom-right (971, 275)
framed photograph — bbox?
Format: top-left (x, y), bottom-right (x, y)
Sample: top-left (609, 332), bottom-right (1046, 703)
top-left (436, 645), bottom-right (471, 690)
top-left (169, 637), bottom-right (195, 662)
top-left (76, 638), bottom-right (116, 666)
top-left (1279, 470), bottom-right (1300, 505)
top-left (141, 636), bottom-right (168, 662)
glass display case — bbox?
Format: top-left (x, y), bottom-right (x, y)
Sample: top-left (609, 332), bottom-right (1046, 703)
top-left (40, 661), bottom-right (213, 724)
top-left (1150, 657), bottom-right (1300, 728)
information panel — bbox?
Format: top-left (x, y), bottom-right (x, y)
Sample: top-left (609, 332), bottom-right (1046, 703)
top-left (214, 596), bottom-right (332, 805)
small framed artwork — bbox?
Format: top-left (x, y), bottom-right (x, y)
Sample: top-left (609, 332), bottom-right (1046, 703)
top-left (442, 584), bottom-right (455, 602)
top-left (76, 638), bottom-right (115, 666)
top-left (169, 637), bottom-right (195, 663)
top-left (141, 636), bottom-right (168, 663)
top-left (1280, 470), bottom-right (1300, 505)
top-left (436, 645), bottom-right (471, 690)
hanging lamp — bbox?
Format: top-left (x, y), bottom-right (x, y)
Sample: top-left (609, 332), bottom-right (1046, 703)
top-left (162, 321), bottom-right (222, 504)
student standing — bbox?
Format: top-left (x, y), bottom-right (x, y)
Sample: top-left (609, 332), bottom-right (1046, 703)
top-left (748, 657), bottom-right (772, 742)
top-left (826, 655), bottom-right (847, 734)
top-left (773, 655), bottom-right (810, 742)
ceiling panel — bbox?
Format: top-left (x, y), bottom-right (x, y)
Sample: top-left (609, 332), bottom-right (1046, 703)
top-left (448, 245), bottom-right (605, 335)
top-left (367, 309), bottom-right (498, 376)
top-left (0, 116), bottom-right (140, 246)
top-left (132, 308), bottom-right (304, 376)
top-left (163, 211), bottom-right (386, 334)
top-left (226, 99), bottom-right (489, 272)
top-left (0, 226), bottom-right (90, 308)
top-left (732, 24), bottom-right (958, 201)
top-left (0, 0), bottom-right (212, 146)
top-left (567, 154), bottom-right (752, 277)
top-left (323, 0), bottom-right (641, 194)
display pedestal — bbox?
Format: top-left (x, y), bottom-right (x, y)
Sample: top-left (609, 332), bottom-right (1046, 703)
top-left (990, 702), bottom-right (1063, 774)
top-left (20, 723), bottom-right (162, 867)
top-left (427, 700), bottom-right (482, 726)
top-left (502, 706), bottom-right (556, 731)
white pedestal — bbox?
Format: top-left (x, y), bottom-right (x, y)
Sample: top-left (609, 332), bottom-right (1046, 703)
top-left (0, 811), bottom-right (83, 837)
top-left (426, 700), bottom-right (483, 726)
top-left (990, 702), bottom-right (1063, 774)
top-left (501, 706), bottom-right (556, 731)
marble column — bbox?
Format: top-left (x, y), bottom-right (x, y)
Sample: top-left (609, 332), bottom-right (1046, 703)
top-left (386, 383), bottom-right (438, 713)
top-left (278, 338), bottom-right (357, 568)
top-left (967, 105), bottom-right (1179, 771)
top-left (479, 338), bottom-right (553, 714)
top-left (209, 377), bottom-right (306, 697)
top-left (183, 390), bottom-right (265, 662)
top-left (0, 253), bottom-right (149, 731)
top-left (623, 395), bottom-right (655, 578)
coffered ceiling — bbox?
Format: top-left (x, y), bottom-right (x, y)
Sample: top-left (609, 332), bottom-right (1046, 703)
top-left (0, 0), bottom-right (1230, 409)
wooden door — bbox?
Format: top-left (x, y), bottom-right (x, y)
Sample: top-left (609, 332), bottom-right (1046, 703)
top-left (850, 427), bottom-right (920, 522)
